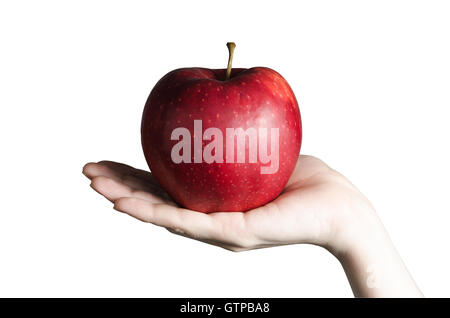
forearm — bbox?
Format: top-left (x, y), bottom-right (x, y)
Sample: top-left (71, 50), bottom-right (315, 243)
top-left (332, 213), bottom-right (423, 298)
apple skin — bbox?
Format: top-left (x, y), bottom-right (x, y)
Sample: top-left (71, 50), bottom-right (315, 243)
top-left (141, 67), bottom-right (301, 213)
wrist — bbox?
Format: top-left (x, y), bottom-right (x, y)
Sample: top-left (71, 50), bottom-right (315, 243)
top-left (327, 211), bottom-right (422, 297)
top-left (325, 206), bottom-right (385, 261)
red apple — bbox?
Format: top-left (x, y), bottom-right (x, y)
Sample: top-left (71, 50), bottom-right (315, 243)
top-left (141, 43), bottom-right (301, 212)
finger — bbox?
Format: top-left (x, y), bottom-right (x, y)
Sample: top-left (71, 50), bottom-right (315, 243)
top-left (83, 162), bottom-right (150, 186)
top-left (285, 155), bottom-right (332, 188)
top-left (113, 197), bottom-right (218, 239)
top-left (83, 162), bottom-right (121, 180)
top-left (97, 161), bottom-right (157, 184)
top-left (83, 162), bottom-right (171, 200)
top-left (165, 227), bottom-right (245, 252)
top-left (90, 176), bottom-right (166, 204)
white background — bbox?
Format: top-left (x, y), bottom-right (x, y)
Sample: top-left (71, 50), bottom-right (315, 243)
top-left (1, 0), bottom-right (449, 297)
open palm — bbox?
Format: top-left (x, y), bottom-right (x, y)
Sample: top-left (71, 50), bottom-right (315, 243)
top-left (83, 155), bottom-right (374, 252)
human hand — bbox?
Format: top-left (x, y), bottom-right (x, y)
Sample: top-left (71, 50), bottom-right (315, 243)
top-left (82, 155), bottom-right (422, 297)
top-left (82, 155), bottom-right (375, 253)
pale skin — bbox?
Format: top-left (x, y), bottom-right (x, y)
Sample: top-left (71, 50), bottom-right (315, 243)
top-left (82, 155), bottom-right (423, 297)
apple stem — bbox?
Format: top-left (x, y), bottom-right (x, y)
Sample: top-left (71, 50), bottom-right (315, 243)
top-left (225, 42), bottom-right (236, 81)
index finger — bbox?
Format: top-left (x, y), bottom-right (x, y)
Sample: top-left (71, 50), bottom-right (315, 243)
top-left (113, 197), bottom-right (219, 239)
